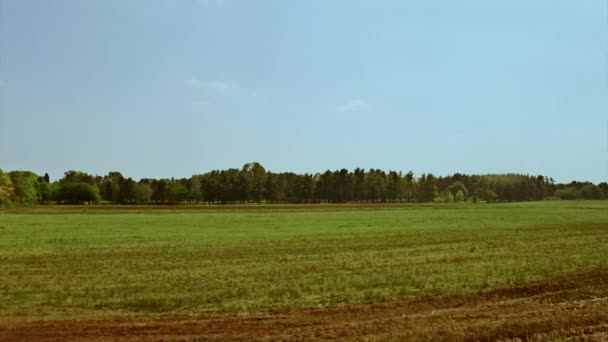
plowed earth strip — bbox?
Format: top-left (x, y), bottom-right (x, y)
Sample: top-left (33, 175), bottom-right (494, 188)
top-left (2, 269), bottom-right (608, 341)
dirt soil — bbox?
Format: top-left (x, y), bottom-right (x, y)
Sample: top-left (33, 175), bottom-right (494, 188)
top-left (2, 269), bottom-right (607, 341)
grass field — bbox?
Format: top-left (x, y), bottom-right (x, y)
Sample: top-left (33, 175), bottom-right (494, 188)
top-left (1, 201), bottom-right (607, 340)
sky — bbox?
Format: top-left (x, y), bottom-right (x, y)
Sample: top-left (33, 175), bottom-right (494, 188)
top-left (0, 0), bottom-right (607, 183)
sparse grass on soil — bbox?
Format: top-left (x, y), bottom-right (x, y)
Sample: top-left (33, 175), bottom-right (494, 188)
top-left (0, 201), bottom-right (607, 340)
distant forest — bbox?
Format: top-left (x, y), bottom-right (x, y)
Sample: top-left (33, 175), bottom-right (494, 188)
top-left (0, 162), bottom-right (606, 206)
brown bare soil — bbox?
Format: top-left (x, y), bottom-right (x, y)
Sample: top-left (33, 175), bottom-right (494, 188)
top-left (2, 269), bottom-right (607, 341)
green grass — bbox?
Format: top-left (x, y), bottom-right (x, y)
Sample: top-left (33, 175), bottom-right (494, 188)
top-left (1, 201), bottom-right (607, 321)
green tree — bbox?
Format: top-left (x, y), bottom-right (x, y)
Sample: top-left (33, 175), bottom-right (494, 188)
top-left (234, 171), bottom-right (250, 203)
top-left (294, 174), bottom-right (314, 203)
top-left (483, 189), bottom-right (497, 202)
top-left (37, 177), bottom-right (51, 203)
top-left (242, 162), bottom-right (266, 202)
top-left (264, 173), bottom-right (278, 202)
top-left (416, 174), bottom-right (436, 203)
top-left (8, 171), bottom-right (41, 205)
top-left (446, 181), bottom-right (469, 199)
top-left (151, 179), bottom-right (169, 203)
top-left (133, 182), bottom-right (152, 203)
top-left (53, 182), bottom-right (101, 204)
top-left (187, 176), bottom-right (203, 203)
top-left (599, 183), bottom-right (608, 198)
top-left (386, 171), bottom-right (401, 202)
top-left (166, 180), bottom-right (187, 204)
top-left (366, 169), bottom-right (387, 202)
top-left (444, 191), bottom-right (454, 203)
top-left (555, 187), bottom-right (577, 200)
top-left (60, 170), bottom-right (96, 185)
top-left (0, 170), bottom-right (15, 206)
top-left (402, 171), bottom-right (415, 202)
top-left (455, 190), bottom-right (465, 202)
top-left (353, 168), bottom-right (367, 202)
top-left (118, 178), bottom-right (137, 203)
top-left (433, 194), bottom-right (445, 203)
top-left (101, 172), bottom-right (124, 203)
top-left (578, 184), bottom-right (603, 200)
top-left (335, 169), bottom-right (353, 202)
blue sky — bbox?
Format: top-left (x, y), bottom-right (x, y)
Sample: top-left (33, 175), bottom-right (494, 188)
top-left (0, 0), bottom-right (606, 183)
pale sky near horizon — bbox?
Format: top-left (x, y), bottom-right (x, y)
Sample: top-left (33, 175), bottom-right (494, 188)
top-left (0, 0), bottom-right (607, 183)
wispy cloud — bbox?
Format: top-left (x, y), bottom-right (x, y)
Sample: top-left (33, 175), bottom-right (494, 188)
top-left (336, 99), bottom-right (370, 113)
top-left (184, 77), bottom-right (234, 92)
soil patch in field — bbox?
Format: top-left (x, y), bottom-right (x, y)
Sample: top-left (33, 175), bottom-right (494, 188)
top-left (2, 268), bottom-right (607, 341)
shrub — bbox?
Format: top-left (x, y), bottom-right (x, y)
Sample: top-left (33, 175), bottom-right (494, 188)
top-left (53, 182), bottom-right (101, 204)
top-left (455, 190), bottom-right (465, 202)
top-left (0, 170), bottom-right (14, 206)
top-left (578, 184), bottom-right (603, 200)
top-left (444, 191), bottom-right (454, 203)
top-left (483, 189), bottom-right (497, 203)
top-left (555, 187), bottom-right (577, 200)
top-left (447, 181), bottom-right (469, 198)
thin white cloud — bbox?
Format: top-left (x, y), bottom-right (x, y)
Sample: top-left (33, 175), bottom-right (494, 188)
top-left (184, 77), bottom-right (234, 92)
top-left (337, 99), bottom-right (370, 113)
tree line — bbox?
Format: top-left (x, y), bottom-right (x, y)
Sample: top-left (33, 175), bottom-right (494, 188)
top-left (1, 162), bottom-right (607, 206)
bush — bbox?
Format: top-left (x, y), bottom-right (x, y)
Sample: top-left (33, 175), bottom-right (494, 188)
top-left (53, 182), bottom-right (101, 204)
top-left (555, 187), bottom-right (577, 200)
top-left (8, 171), bottom-right (41, 205)
top-left (483, 189), bottom-right (497, 203)
top-left (447, 182), bottom-right (469, 198)
top-left (578, 184), bottom-right (603, 200)
top-left (444, 191), bottom-right (454, 203)
top-left (0, 170), bottom-right (14, 206)
top-left (455, 190), bottom-right (465, 202)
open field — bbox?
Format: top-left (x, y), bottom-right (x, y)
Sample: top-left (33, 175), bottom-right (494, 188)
top-left (1, 201), bottom-right (607, 340)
